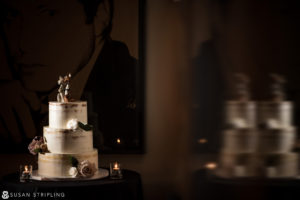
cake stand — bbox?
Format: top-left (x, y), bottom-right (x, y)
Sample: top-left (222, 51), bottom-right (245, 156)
top-left (30, 168), bottom-right (109, 181)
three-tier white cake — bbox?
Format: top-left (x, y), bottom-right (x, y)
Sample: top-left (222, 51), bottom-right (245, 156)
top-left (38, 101), bottom-right (98, 178)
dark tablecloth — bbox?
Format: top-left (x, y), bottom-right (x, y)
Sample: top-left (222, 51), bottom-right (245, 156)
top-left (0, 169), bottom-right (143, 200)
top-left (192, 169), bottom-right (300, 200)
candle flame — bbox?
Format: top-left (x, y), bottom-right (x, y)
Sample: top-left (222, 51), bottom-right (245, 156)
top-left (205, 162), bottom-right (217, 170)
top-left (198, 138), bottom-right (207, 144)
top-left (25, 165), bottom-right (28, 172)
top-left (117, 138), bottom-right (121, 144)
top-left (114, 163), bottom-right (119, 169)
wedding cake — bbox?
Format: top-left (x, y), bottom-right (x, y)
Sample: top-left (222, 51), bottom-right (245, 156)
top-left (28, 74), bottom-right (98, 178)
top-left (217, 74), bottom-right (298, 178)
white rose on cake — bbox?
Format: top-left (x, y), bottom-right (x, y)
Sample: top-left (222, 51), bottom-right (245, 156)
top-left (265, 119), bottom-right (281, 129)
top-left (69, 167), bottom-right (78, 177)
top-left (66, 119), bottom-right (78, 130)
top-left (230, 118), bottom-right (247, 128)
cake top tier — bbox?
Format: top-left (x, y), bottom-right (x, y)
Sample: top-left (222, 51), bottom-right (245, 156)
top-left (49, 101), bottom-right (87, 106)
top-left (233, 73), bottom-right (251, 102)
top-left (269, 73), bottom-right (286, 102)
top-left (49, 101), bottom-right (88, 129)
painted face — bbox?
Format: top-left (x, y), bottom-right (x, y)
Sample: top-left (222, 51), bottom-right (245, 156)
top-left (2, 0), bottom-right (96, 91)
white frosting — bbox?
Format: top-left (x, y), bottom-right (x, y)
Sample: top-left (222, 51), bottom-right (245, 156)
top-left (222, 129), bottom-right (257, 153)
top-left (38, 149), bottom-right (98, 178)
top-left (228, 118), bottom-right (248, 128)
top-left (44, 127), bottom-right (93, 154)
top-left (217, 152), bottom-right (257, 178)
top-left (233, 165), bottom-right (246, 177)
top-left (217, 152), bottom-right (298, 178)
top-left (49, 101), bottom-right (87, 129)
top-left (265, 167), bottom-right (277, 177)
top-left (257, 128), bottom-right (296, 153)
top-left (264, 118), bottom-right (281, 129)
top-left (257, 101), bottom-right (293, 128)
top-left (38, 100), bottom-right (99, 178)
top-left (257, 152), bottom-right (299, 177)
top-left (225, 101), bottom-right (256, 128)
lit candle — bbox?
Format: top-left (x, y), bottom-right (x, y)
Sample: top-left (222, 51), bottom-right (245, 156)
top-left (22, 165), bottom-right (30, 177)
top-left (110, 162), bottom-right (122, 179)
top-left (20, 165), bottom-right (31, 182)
top-left (205, 162), bottom-right (217, 170)
top-left (113, 162), bottom-right (120, 170)
top-left (116, 138), bottom-right (121, 144)
top-left (198, 138), bottom-right (208, 144)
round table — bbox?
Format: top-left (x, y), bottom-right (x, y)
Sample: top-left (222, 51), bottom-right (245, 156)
top-left (0, 169), bottom-right (143, 200)
top-left (192, 169), bottom-right (300, 200)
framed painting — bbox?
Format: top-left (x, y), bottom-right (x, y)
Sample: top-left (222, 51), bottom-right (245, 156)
top-left (0, 0), bottom-right (146, 154)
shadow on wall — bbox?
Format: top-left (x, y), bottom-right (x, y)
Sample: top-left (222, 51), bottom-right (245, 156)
top-left (191, 39), bottom-right (225, 154)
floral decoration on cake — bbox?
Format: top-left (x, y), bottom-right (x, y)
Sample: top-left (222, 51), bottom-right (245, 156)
top-left (66, 119), bottom-right (93, 131)
top-left (68, 156), bottom-right (96, 178)
top-left (28, 136), bottom-right (48, 155)
top-left (66, 119), bottom-right (79, 130)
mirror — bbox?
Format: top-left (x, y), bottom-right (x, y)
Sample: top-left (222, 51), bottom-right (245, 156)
top-left (0, 0), bottom-right (145, 154)
top-left (190, 0), bottom-right (300, 154)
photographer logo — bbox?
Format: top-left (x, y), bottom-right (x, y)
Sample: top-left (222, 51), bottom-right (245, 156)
top-left (1, 191), bottom-right (9, 199)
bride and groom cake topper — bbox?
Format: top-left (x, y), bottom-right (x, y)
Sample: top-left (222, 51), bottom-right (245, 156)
top-left (233, 73), bottom-right (286, 102)
top-left (57, 73), bottom-right (72, 103)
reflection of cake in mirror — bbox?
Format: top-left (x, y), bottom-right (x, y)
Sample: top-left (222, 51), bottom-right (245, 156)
top-left (218, 73), bottom-right (258, 177)
top-left (28, 74), bottom-right (99, 178)
top-left (217, 73), bottom-right (298, 178)
top-left (256, 74), bottom-right (297, 177)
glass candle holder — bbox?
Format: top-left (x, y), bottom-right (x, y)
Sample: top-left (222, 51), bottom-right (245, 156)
top-left (110, 162), bottom-right (123, 179)
top-left (19, 165), bottom-right (32, 182)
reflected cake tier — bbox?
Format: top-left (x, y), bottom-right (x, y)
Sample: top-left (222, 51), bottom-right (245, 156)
top-left (44, 127), bottom-right (93, 154)
top-left (218, 152), bottom-right (257, 177)
top-left (49, 101), bottom-right (87, 129)
top-left (225, 101), bottom-right (256, 128)
top-left (257, 101), bottom-right (293, 128)
top-left (221, 128), bottom-right (257, 153)
top-left (255, 152), bottom-right (299, 177)
top-left (38, 149), bottom-right (98, 178)
top-left (218, 152), bottom-right (298, 178)
top-left (257, 127), bottom-right (296, 153)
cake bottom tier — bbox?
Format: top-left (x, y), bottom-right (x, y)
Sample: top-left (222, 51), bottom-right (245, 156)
top-left (38, 149), bottom-right (98, 178)
top-left (217, 152), bottom-right (298, 178)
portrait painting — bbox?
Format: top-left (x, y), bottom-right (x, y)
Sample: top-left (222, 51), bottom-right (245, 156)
top-left (0, 0), bottom-right (145, 154)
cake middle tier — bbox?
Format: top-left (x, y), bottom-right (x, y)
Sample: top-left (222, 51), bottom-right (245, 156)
top-left (44, 127), bottom-right (93, 154)
top-left (221, 128), bottom-right (258, 153)
top-left (38, 149), bottom-right (98, 178)
top-left (257, 127), bottom-right (296, 153)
